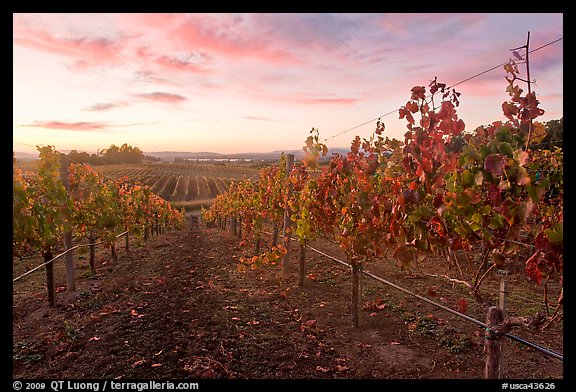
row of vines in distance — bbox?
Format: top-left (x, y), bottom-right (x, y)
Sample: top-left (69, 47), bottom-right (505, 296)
top-left (13, 146), bottom-right (184, 304)
top-left (202, 59), bottom-right (563, 336)
top-left (96, 163), bottom-right (259, 202)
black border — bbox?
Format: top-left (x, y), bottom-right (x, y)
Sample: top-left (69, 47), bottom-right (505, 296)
top-left (9, 5), bottom-right (570, 390)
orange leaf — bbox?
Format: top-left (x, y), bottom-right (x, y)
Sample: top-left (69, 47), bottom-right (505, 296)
top-left (132, 359), bottom-right (146, 368)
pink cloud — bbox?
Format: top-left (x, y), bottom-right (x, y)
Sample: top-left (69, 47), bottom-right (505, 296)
top-left (136, 92), bottom-right (187, 103)
top-left (22, 121), bottom-right (110, 131)
top-left (13, 26), bottom-right (125, 69)
top-left (172, 15), bottom-right (301, 64)
top-left (154, 54), bottom-right (211, 74)
top-left (20, 120), bottom-right (157, 131)
top-left (84, 102), bottom-right (128, 112)
top-left (246, 89), bottom-right (360, 106)
top-left (242, 116), bottom-right (280, 122)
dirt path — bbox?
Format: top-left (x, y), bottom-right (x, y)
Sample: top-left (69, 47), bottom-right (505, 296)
top-left (12, 217), bottom-right (563, 380)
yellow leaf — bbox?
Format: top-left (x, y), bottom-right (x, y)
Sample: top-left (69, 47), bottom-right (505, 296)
top-left (528, 122), bottom-right (547, 145)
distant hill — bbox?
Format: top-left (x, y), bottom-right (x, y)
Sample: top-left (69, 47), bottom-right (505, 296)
top-left (13, 151), bottom-right (39, 161)
top-left (144, 147), bottom-right (354, 162)
top-left (14, 147), bottom-right (356, 164)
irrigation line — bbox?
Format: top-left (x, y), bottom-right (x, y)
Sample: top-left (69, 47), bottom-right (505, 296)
top-left (262, 228), bottom-right (562, 361)
top-left (323, 36), bottom-right (563, 143)
top-left (303, 243), bottom-right (563, 361)
top-left (13, 230), bottom-right (130, 283)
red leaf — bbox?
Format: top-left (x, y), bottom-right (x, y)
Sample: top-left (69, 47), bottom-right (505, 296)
top-left (410, 86), bottom-right (426, 100)
top-left (453, 119), bottom-right (465, 135)
top-left (433, 193), bottom-right (443, 208)
top-left (535, 232), bottom-right (549, 251)
top-left (484, 154), bottom-right (506, 177)
top-left (456, 298), bottom-right (468, 314)
top-left (502, 101), bottom-right (519, 118)
top-left (525, 252), bottom-right (543, 285)
top-left (406, 101), bottom-right (419, 113)
top-left (350, 136), bottom-right (361, 154)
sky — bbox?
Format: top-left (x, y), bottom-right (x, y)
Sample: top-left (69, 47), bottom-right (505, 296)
top-left (13, 13), bottom-right (563, 155)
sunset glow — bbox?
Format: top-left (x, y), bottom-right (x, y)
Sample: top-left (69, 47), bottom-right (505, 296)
top-left (13, 13), bottom-right (563, 155)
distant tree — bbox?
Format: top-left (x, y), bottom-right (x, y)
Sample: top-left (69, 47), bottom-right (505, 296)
top-left (542, 117), bottom-right (563, 150)
top-left (118, 143), bottom-right (144, 164)
top-left (99, 143), bottom-right (144, 164)
top-left (88, 153), bottom-right (102, 165)
top-left (143, 155), bottom-right (161, 163)
top-left (67, 149), bottom-right (92, 164)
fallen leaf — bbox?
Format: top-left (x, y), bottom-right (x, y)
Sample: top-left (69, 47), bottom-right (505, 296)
top-left (151, 363), bottom-right (163, 368)
top-left (154, 349), bottom-right (164, 356)
top-left (390, 341), bottom-right (401, 345)
top-left (130, 309), bottom-right (145, 318)
top-left (335, 365), bottom-right (349, 372)
top-left (88, 336), bottom-right (101, 342)
top-left (316, 366), bottom-right (330, 373)
top-left (303, 319), bottom-right (317, 328)
top-left (369, 312), bottom-right (378, 317)
top-left (132, 359), bottom-right (146, 368)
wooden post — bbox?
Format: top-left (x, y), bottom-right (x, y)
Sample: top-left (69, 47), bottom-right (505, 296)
top-left (89, 234), bottom-right (96, 274)
top-left (125, 229), bottom-right (130, 254)
top-left (271, 225), bottom-right (279, 247)
top-left (281, 154), bottom-right (294, 277)
top-left (298, 243), bottom-right (306, 287)
top-left (44, 251), bottom-right (56, 307)
top-left (498, 270), bottom-right (509, 379)
top-left (59, 155), bottom-right (75, 292)
top-left (484, 306), bottom-right (503, 379)
top-left (255, 237), bottom-right (261, 255)
top-left (350, 261), bottom-right (361, 328)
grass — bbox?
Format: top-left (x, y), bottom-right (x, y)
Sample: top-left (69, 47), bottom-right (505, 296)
top-left (171, 199), bottom-right (214, 212)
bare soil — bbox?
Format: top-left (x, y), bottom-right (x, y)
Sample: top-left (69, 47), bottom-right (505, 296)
top-left (12, 214), bottom-right (564, 382)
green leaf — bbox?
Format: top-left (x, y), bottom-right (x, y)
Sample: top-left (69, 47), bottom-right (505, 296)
top-left (498, 142), bottom-right (514, 158)
top-left (470, 222), bottom-right (481, 232)
top-left (545, 223), bottom-right (563, 243)
top-left (461, 170), bottom-right (473, 188)
top-left (489, 214), bottom-right (505, 229)
top-left (495, 127), bottom-right (514, 143)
